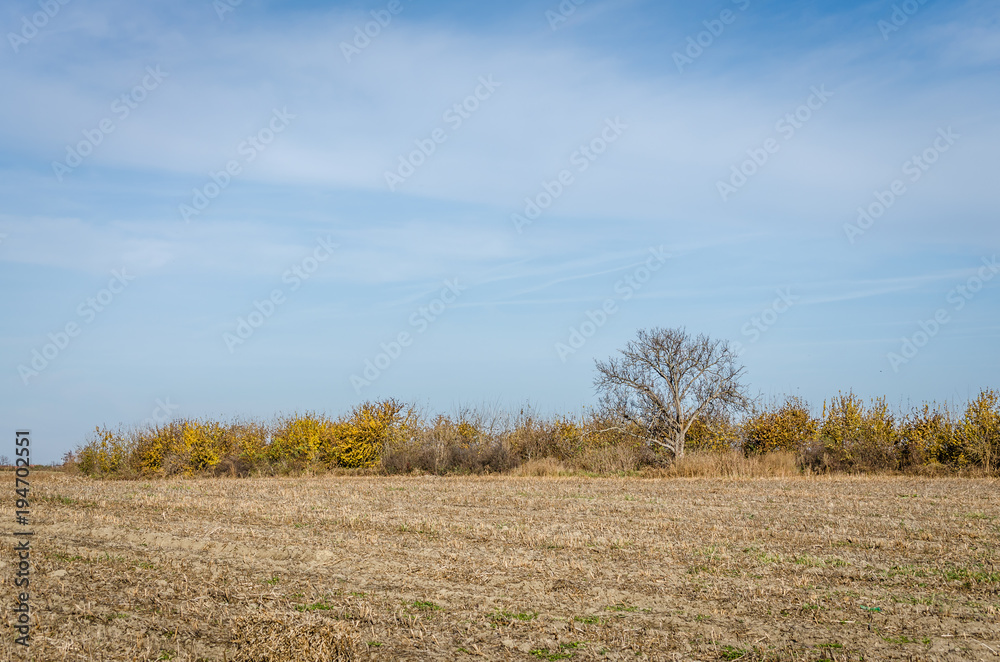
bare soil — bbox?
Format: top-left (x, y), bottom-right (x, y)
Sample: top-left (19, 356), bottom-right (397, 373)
top-left (2, 472), bottom-right (998, 661)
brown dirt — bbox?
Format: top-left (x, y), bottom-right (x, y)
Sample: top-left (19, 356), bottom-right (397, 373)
top-left (2, 471), bottom-right (998, 661)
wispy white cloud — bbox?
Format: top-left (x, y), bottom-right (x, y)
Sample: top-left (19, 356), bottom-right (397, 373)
top-left (1, 0), bottom-right (998, 462)
top-left (0, 0), bottom-right (996, 242)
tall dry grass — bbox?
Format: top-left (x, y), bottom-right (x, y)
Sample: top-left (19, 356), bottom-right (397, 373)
top-left (664, 450), bottom-right (800, 478)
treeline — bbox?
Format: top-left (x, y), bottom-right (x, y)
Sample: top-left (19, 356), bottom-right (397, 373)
top-left (70, 390), bottom-right (999, 478)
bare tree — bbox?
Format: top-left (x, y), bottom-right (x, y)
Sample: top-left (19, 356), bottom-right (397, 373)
top-left (594, 327), bottom-right (750, 459)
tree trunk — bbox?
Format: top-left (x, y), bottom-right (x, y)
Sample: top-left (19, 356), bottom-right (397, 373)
top-left (673, 430), bottom-right (685, 459)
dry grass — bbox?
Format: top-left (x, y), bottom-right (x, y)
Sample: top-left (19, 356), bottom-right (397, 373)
top-left (665, 450), bottom-right (801, 478)
top-left (3, 470), bottom-right (999, 660)
top-left (509, 457), bottom-right (578, 477)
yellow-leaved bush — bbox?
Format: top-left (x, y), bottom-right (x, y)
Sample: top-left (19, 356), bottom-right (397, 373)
top-left (959, 388), bottom-right (1000, 469)
top-left (69, 391), bottom-right (1000, 478)
top-left (685, 415), bottom-right (740, 453)
top-left (76, 426), bottom-right (129, 476)
top-left (742, 397), bottom-right (817, 455)
top-left (74, 399), bottom-right (410, 477)
top-left (899, 404), bottom-right (960, 468)
top-left (818, 393), bottom-right (900, 470)
top-left (269, 415), bottom-right (326, 466)
top-left (332, 399), bottom-right (408, 468)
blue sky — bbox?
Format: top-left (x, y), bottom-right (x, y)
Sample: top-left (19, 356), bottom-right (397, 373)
top-left (1, 0), bottom-right (998, 462)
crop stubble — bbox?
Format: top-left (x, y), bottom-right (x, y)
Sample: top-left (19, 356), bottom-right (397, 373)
top-left (2, 473), bottom-right (998, 661)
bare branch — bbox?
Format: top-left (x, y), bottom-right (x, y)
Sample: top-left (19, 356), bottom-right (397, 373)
top-left (594, 327), bottom-right (750, 459)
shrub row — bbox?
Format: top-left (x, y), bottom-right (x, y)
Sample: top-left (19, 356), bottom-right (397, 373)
top-left (734, 390), bottom-right (1000, 472)
top-left (70, 390), bottom-right (999, 478)
top-left (72, 403), bottom-right (658, 478)
top-left (75, 400), bottom-right (410, 478)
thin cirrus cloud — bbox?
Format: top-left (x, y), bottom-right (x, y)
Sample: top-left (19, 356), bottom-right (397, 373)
top-left (0, 0), bottom-right (997, 462)
top-left (0, 1), bottom-right (992, 224)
